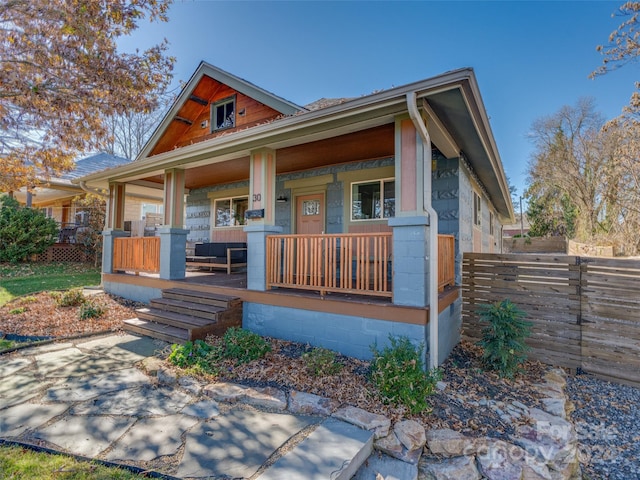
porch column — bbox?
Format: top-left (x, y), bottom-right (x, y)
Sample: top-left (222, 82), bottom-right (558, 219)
top-left (159, 168), bottom-right (188, 280)
top-left (245, 148), bottom-right (279, 291)
top-left (390, 115), bottom-right (431, 307)
top-left (101, 229), bottom-right (129, 274)
top-left (106, 182), bottom-right (126, 230)
top-left (249, 148), bottom-right (276, 226)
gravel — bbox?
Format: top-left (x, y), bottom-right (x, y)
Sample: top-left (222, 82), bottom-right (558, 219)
top-left (566, 374), bottom-right (640, 480)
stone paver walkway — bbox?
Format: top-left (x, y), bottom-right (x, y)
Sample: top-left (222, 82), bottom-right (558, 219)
top-left (0, 333), bottom-right (374, 479)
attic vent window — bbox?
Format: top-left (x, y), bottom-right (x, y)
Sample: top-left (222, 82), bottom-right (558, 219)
top-left (211, 95), bottom-right (236, 132)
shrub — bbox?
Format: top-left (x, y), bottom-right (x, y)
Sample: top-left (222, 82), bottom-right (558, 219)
top-left (370, 335), bottom-right (441, 414)
top-left (8, 307), bottom-right (26, 314)
top-left (56, 288), bottom-right (86, 307)
top-left (303, 347), bottom-right (343, 376)
top-left (477, 299), bottom-right (532, 378)
top-left (78, 301), bottom-right (105, 320)
top-left (168, 340), bottom-right (218, 374)
top-left (0, 196), bottom-right (58, 263)
top-left (220, 327), bottom-right (271, 365)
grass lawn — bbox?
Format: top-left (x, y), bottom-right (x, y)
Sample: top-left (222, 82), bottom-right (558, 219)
top-left (0, 444), bottom-right (141, 479)
top-left (0, 262), bottom-right (101, 307)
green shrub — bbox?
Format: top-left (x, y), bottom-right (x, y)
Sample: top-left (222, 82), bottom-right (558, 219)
top-left (477, 299), bottom-right (532, 378)
top-left (17, 295), bottom-right (37, 304)
top-left (8, 307), bottom-right (26, 314)
top-left (303, 347), bottom-right (343, 376)
top-left (220, 327), bottom-right (271, 365)
top-left (56, 288), bottom-right (86, 307)
top-left (168, 340), bottom-right (218, 374)
top-left (0, 196), bottom-right (58, 263)
top-left (370, 336), bottom-right (441, 414)
top-left (78, 300), bottom-right (105, 319)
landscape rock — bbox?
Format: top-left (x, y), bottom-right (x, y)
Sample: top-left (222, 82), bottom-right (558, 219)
top-left (475, 438), bottom-right (525, 480)
top-left (352, 453), bottom-right (418, 480)
top-left (139, 356), bottom-right (163, 375)
top-left (204, 382), bottom-right (248, 403)
top-left (394, 420), bottom-right (426, 452)
top-left (375, 431), bottom-right (422, 465)
top-left (287, 390), bottom-right (340, 415)
top-left (426, 428), bottom-right (477, 457)
top-left (157, 367), bottom-right (177, 386)
top-left (540, 397), bottom-right (567, 419)
top-left (333, 405), bottom-right (391, 439)
top-left (178, 375), bottom-right (202, 396)
top-left (419, 454), bottom-right (481, 480)
top-left (243, 386), bottom-right (287, 411)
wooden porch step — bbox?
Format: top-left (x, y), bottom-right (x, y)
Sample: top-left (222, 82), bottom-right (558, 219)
top-left (124, 318), bottom-right (189, 345)
top-left (149, 297), bottom-right (226, 320)
top-left (136, 307), bottom-right (218, 329)
top-left (161, 288), bottom-right (242, 308)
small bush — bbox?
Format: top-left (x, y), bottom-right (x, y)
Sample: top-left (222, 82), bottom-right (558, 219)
top-left (17, 295), bottom-right (37, 304)
top-left (8, 307), bottom-right (26, 314)
top-left (477, 299), bottom-right (532, 378)
top-left (78, 301), bottom-right (105, 320)
top-left (303, 347), bottom-right (343, 376)
top-left (370, 335), bottom-right (441, 414)
top-left (168, 340), bottom-right (218, 374)
top-left (220, 327), bottom-right (271, 365)
top-left (56, 288), bottom-right (86, 307)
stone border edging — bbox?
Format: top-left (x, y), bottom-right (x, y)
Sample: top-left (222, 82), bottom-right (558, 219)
top-left (153, 362), bottom-right (581, 480)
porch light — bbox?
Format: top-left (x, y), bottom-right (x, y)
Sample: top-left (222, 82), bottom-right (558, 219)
top-left (276, 195), bottom-right (288, 203)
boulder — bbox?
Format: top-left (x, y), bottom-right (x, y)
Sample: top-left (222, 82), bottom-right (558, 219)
top-left (332, 405), bottom-right (391, 439)
top-left (287, 390), bottom-right (340, 415)
top-left (375, 431), bottom-right (422, 465)
top-left (394, 420), bottom-right (426, 452)
top-left (419, 455), bottom-right (481, 480)
top-left (425, 429), bottom-right (477, 457)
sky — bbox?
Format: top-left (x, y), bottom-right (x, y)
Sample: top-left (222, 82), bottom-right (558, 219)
top-left (119, 0), bottom-right (638, 206)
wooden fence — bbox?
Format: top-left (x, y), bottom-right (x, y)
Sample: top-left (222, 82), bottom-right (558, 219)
top-left (113, 237), bottom-right (161, 274)
top-left (462, 253), bottom-right (640, 386)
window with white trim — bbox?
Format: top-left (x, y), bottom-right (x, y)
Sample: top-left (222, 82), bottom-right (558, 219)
top-left (211, 95), bottom-right (236, 132)
top-left (213, 196), bottom-right (248, 227)
top-left (351, 178), bottom-right (395, 220)
top-left (473, 191), bottom-right (482, 227)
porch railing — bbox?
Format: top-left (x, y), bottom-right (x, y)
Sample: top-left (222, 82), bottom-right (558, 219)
top-left (113, 237), bottom-right (161, 274)
top-left (438, 234), bottom-right (455, 291)
top-left (266, 233), bottom-right (393, 297)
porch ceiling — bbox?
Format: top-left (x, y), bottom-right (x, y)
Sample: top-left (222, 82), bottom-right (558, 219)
top-left (134, 124), bottom-right (395, 190)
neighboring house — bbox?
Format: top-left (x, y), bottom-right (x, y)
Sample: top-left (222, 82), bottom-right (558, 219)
top-left (502, 213), bottom-right (530, 238)
top-left (12, 153), bottom-right (163, 241)
top-left (77, 62), bottom-right (514, 367)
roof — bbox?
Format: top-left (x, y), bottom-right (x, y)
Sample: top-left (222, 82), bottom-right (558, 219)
top-left (78, 65), bottom-right (515, 221)
top-left (59, 153), bottom-right (131, 180)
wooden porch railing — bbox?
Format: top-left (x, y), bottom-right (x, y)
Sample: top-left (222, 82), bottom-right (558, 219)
top-left (266, 233), bottom-right (393, 297)
top-left (438, 234), bottom-right (455, 291)
top-left (113, 236), bottom-right (161, 274)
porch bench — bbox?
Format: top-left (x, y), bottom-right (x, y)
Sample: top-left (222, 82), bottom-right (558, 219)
top-left (186, 242), bottom-right (247, 274)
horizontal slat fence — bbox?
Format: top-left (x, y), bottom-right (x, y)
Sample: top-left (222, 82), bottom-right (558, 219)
top-left (462, 253), bottom-right (640, 387)
top-left (113, 237), bottom-right (161, 274)
top-left (580, 258), bottom-right (640, 386)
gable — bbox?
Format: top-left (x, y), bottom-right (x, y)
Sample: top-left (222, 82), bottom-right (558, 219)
top-left (149, 75), bottom-right (285, 156)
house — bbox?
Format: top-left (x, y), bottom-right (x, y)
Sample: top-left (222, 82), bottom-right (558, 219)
top-left (76, 62), bottom-right (514, 368)
top-left (11, 153), bottom-right (164, 241)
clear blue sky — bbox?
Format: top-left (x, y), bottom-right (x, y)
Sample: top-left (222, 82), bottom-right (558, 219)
top-left (120, 0), bottom-right (637, 204)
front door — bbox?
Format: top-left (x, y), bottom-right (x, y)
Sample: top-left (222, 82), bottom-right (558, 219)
top-left (296, 193), bottom-right (324, 234)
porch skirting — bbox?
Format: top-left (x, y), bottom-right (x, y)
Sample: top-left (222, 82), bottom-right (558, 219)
top-left (243, 302), bottom-right (427, 360)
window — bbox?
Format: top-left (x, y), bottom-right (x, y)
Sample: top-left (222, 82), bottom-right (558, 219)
top-left (214, 196), bottom-right (248, 227)
top-left (141, 203), bottom-right (163, 216)
top-left (489, 211), bottom-right (494, 235)
top-left (211, 96), bottom-right (236, 131)
top-left (351, 178), bottom-right (395, 220)
top-left (473, 191), bottom-right (482, 227)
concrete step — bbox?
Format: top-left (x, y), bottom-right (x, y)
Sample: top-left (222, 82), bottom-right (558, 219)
top-left (256, 418), bottom-right (373, 480)
top-left (123, 318), bottom-right (189, 344)
top-left (162, 288), bottom-right (241, 308)
top-left (149, 297), bottom-right (225, 320)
